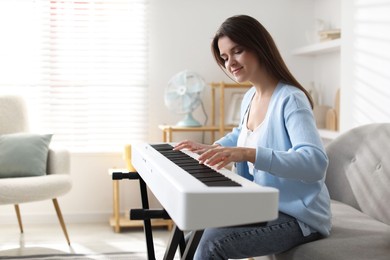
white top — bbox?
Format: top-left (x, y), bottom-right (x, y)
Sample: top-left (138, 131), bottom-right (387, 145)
top-left (237, 106), bottom-right (265, 175)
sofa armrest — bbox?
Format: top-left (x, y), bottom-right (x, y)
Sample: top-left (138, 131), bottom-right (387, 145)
top-left (47, 149), bottom-right (70, 175)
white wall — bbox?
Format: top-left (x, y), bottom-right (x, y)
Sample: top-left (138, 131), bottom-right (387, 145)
top-left (340, 0), bottom-right (390, 131)
top-left (147, 0), bottom-right (315, 142)
top-left (0, 0), bottom-right (329, 224)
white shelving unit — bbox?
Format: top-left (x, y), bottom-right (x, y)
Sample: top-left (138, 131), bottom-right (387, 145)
top-left (292, 39), bottom-right (342, 141)
top-left (291, 0), bottom-right (342, 142)
top-left (293, 39), bottom-right (341, 142)
top-left (292, 39), bottom-right (341, 56)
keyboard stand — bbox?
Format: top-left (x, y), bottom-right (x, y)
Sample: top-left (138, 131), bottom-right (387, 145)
top-left (112, 171), bottom-right (204, 260)
top-left (112, 172), bottom-right (161, 259)
top-left (163, 224), bottom-right (203, 260)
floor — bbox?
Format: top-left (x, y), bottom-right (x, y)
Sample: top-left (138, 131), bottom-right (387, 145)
top-left (0, 222), bottom-right (176, 259)
top-left (0, 222), bottom-right (270, 260)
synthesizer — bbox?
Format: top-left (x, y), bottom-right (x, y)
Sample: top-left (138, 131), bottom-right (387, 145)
top-left (132, 142), bottom-right (279, 231)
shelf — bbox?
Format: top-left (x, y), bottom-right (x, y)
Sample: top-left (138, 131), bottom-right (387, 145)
top-left (292, 39), bottom-right (341, 56)
top-left (158, 124), bottom-right (235, 142)
top-left (158, 125), bottom-right (234, 132)
top-left (158, 125), bottom-right (220, 132)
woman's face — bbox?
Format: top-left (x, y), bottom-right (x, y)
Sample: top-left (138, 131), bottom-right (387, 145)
top-left (218, 36), bottom-right (261, 83)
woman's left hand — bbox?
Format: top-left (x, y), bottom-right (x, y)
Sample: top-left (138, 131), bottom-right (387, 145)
top-left (198, 146), bottom-right (255, 170)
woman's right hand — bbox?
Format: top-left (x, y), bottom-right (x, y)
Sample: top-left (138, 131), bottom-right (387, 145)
top-left (173, 140), bottom-right (220, 155)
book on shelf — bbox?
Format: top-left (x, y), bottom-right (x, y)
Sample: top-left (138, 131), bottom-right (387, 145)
top-left (318, 29), bottom-right (341, 42)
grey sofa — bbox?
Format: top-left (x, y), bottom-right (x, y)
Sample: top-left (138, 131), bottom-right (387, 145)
top-left (274, 123), bottom-right (390, 260)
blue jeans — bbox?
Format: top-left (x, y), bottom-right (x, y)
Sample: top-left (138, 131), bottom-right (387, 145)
top-left (193, 212), bottom-right (322, 260)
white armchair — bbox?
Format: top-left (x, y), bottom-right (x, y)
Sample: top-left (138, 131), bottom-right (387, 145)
top-left (0, 95), bottom-right (72, 245)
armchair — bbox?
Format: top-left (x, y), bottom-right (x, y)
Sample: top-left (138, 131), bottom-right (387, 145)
top-left (0, 95), bottom-right (72, 245)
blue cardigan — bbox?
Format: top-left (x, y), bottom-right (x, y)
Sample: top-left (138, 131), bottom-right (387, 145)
top-left (216, 82), bottom-right (331, 236)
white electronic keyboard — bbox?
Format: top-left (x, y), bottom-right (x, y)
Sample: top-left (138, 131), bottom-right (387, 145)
top-left (132, 143), bottom-right (279, 231)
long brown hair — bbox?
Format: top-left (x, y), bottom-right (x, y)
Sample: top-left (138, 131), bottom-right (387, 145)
top-left (211, 15), bottom-right (313, 108)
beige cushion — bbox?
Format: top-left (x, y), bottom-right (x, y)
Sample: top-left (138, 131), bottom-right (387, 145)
top-left (0, 174), bottom-right (72, 205)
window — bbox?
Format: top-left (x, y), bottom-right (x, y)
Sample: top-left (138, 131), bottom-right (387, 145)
top-left (0, 0), bottom-right (148, 152)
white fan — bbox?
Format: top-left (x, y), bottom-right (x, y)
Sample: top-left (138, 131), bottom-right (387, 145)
top-left (164, 70), bottom-right (206, 127)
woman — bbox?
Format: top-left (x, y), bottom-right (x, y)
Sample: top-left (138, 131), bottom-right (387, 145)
top-left (174, 15), bottom-right (331, 259)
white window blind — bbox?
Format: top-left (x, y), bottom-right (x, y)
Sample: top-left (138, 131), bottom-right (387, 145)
top-left (0, 0), bottom-right (148, 152)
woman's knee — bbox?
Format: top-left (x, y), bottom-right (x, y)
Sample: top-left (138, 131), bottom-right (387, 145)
top-left (194, 231), bottom-right (227, 260)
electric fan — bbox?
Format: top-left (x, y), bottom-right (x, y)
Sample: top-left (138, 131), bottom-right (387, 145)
top-left (164, 70), bottom-right (206, 127)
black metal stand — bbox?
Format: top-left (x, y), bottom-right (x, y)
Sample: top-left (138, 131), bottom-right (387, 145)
top-left (112, 171), bottom-right (204, 260)
top-left (163, 225), bottom-right (203, 260)
top-left (113, 171), bottom-right (161, 260)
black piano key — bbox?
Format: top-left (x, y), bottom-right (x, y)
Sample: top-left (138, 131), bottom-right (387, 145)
top-left (163, 155), bottom-right (197, 162)
top-left (170, 161), bottom-right (198, 165)
top-left (205, 181), bottom-right (241, 187)
top-left (151, 143), bottom-right (241, 187)
top-left (163, 153), bottom-right (194, 159)
top-left (158, 150), bottom-right (183, 154)
top-left (180, 164), bottom-right (211, 171)
top-left (151, 144), bottom-right (173, 151)
top-left (184, 168), bottom-right (217, 175)
top-left (198, 176), bottom-right (231, 182)
top-left (165, 158), bottom-right (196, 163)
top-left (158, 149), bottom-right (182, 154)
top-left (173, 155), bottom-right (193, 160)
top-left (176, 164), bottom-right (205, 170)
top-left (190, 172), bottom-right (222, 178)
top-left (160, 152), bottom-right (186, 158)
top-left (186, 168), bottom-right (217, 174)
